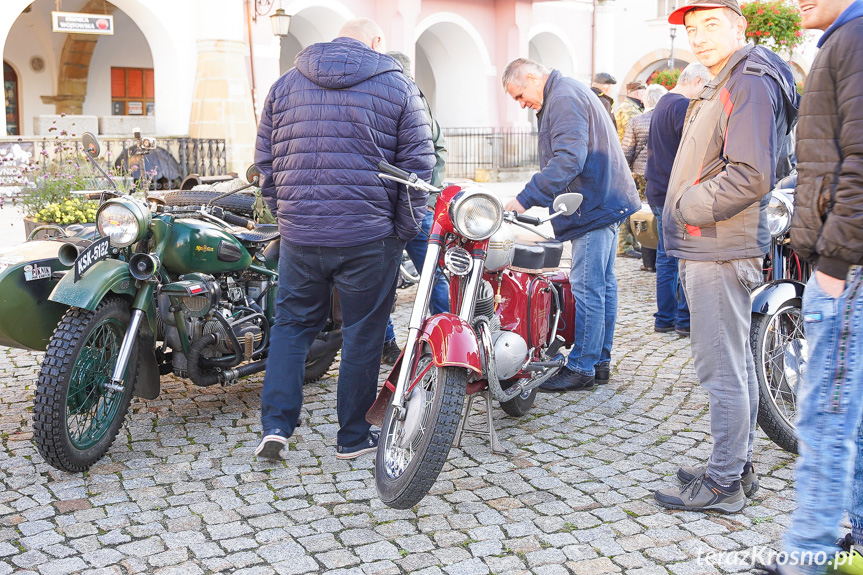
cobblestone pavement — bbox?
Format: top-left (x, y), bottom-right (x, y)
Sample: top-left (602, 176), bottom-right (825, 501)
top-left (0, 256), bottom-right (798, 575)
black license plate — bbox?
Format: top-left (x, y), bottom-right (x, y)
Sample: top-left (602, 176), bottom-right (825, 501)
top-left (73, 237), bottom-right (111, 282)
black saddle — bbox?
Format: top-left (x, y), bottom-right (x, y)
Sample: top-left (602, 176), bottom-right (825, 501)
top-left (230, 224), bottom-right (280, 244)
top-left (511, 239), bottom-right (563, 271)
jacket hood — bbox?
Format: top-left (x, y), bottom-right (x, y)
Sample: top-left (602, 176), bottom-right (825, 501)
top-left (746, 45), bottom-right (800, 134)
top-left (295, 37), bottom-right (400, 89)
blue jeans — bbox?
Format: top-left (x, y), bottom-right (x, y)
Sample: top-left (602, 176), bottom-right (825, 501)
top-left (784, 269), bottom-right (863, 575)
top-left (385, 209), bottom-right (450, 342)
top-left (565, 224), bottom-right (619, 375)
top-left (652, 206), bottom-right (689, 329)
top-left (261, 236), bottom-right (403, 448)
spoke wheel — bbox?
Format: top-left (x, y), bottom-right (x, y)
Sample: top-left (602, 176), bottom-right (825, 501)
top-left (34, 298), bottom-right (138, 472)
top-left (375, 345), bottom-right (467, 509)
top-left (751, 305), bottom-right (804, 454)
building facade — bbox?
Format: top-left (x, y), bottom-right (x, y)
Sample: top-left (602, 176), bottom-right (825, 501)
top-left (2, 0), bottom-right (816, 174)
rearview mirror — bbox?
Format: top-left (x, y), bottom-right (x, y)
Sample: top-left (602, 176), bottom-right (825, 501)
top-left (553, 193), bottom-right (583, 216)
top-left (82, 132), bottom-right (101, 159)
top-left (245, 164), bottom-right (262, 186)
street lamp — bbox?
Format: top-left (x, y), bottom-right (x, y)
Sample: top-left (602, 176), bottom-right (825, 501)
top-left (270, 8), bottom-right (291, 37)
top-left (668, 26), bottom-right (677, 69)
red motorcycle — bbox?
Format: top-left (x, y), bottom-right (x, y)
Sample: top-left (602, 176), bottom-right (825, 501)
top-left (369, 162), bottom-right (582, 509)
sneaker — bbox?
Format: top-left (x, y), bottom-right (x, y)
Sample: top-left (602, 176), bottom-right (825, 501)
top-left (594, 363), bottom-right (610, 385)
top-left (538, 366), bottom-right (595, 392)
top-left (336, 431), bottom-right (379, 460)
top-left (827, 534), bottom-right (863, 574)
top-left (675, 326), bottom-right (691, 337)
top-left (381, 339), bottom-right (401, 365)
top-left (677, 462), bottom-right (758, 497)
top-left (255, 429), bottom-right (289, 460)
top-left (654, 324), bottom-right (675, 333)
top-left (654, 472), bottom-right (746, 513)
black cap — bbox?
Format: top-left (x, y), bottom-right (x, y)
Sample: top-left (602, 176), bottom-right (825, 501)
top-left (668, 0), bottom-right (743, 25)
top-left (592, 72), bottom-right (617, 85)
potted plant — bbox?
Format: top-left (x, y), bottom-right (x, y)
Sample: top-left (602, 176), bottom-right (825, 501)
top-left (648, 68), bottom-right (682, 89)
top-left (740, 0), bottom-right (805, 55)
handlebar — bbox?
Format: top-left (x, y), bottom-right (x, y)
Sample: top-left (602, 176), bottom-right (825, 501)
top-left (214, 207), bottom-right (255, 230)
top-left (378, 161), bottom-right (415, 183)
top-left (512, 213), bottom-right (542, 226)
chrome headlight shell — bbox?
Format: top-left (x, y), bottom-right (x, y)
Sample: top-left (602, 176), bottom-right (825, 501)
top-left (97, 197), bottom-right (151, 247)
top-left (449, 189), bottom-right (503, 241)
top-left (766, 191), bottom-right (793, 237)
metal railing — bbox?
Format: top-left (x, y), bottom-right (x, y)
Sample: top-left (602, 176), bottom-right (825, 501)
top-left (442, 127), bottom-right (539, 179)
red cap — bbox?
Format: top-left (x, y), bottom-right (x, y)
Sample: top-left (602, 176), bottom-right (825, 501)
top-left (668, 0), bottom-right (743, 25)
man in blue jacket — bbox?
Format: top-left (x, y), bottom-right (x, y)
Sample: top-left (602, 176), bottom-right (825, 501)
top-left (502, 58), bottom-right (641, 391)
top-left (254, 18), bottom-right (434, 460)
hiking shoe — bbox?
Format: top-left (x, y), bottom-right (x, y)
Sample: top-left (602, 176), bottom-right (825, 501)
top-left (538, 366), bottom-right (595, 392)
top-left (677, 461), bottom-right (758, 497)
top-left (594, 363), bottom-right (610, 385)
top-left (381, 339), bottom-right (401, 365)
top-left (827, 533), bottom-right (863, 574)
top-left (255, 429), bottom-right (289, 460)
top-left (654, 472), bottom-right (746, 513)
top-left (336, 431), bottom-right (379, 460)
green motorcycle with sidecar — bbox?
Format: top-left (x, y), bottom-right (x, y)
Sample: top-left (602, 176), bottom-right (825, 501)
top-left (0, 133), bottom-right (342, 472)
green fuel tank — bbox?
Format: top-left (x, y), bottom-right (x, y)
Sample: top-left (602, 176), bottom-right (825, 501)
top-left (162, 218), bottom-right (252, 275)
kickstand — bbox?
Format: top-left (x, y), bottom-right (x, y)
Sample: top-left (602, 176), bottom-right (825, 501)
top-left (453, 389), bottom-right (509, 454)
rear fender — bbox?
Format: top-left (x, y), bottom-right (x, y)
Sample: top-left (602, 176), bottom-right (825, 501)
top-left (751, 279), bottom-right (805, 316)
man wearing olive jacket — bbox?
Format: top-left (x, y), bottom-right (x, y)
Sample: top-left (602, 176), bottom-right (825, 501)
top-left (653, 0), bottom-right (799, 513)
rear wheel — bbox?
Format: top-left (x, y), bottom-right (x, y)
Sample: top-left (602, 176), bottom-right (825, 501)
top-left (303, 349), bottom-right (338, 383)
top-left (376, 345), bottom-right (467, 509)
top-left (33, 298), bottom-right (138, 472)
top-left (751, 305), bottom-right (803, 454)
top-left (499, 378), bottom-right (536, 417)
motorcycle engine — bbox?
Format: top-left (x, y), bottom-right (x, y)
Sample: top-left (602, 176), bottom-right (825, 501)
top-left (474, 280), bottom-right (528, 381)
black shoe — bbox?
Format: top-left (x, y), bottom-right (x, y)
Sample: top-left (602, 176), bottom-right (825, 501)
top-left (255, 429), bottom-right (289, 460)
top-left (654, 324), bottom-right (675, 333)
top-left (538, 366), bottom-right (595, 392)
top-left (336, 431), bottom-right (379, 460)
top-left (594, 364), bottom-right (610, 384)
top-left (675, 326), bottom-right (691, 337)
top-left (381, 339), bottom-right (401, 365)
top-left (677, 461), bottom-right (758, 497)
top-left (622, 249), bottom-right (642, 259)
top-left (640, 265), bottom-right (656, 272)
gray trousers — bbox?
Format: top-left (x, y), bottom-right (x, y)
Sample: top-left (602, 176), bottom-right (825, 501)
top-left (679, 257), bottom-right (762, 485)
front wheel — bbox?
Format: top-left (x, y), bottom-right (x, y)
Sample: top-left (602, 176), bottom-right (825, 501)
top-left (33, 298), bottom-right (138, 472)
top-left (376, 345), bottom-right (467, 509)
top-left (751, 305), bottom-right (804, 454)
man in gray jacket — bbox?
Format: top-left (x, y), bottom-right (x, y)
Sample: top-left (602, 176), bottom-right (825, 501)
top-left (653, 0), bottom-right (799, 513)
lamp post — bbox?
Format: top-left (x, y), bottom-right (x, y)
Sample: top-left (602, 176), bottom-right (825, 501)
top-left (668, 26), bottom-right (677, 69)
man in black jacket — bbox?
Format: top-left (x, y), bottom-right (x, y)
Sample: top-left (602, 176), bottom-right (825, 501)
top-left (762, 1), bottom-right (863, 573)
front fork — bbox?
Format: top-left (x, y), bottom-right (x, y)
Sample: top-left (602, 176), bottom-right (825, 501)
top-left (390, 244), bottom-right (485, 414)
top-left (106, 283), bottom-right (154, 392)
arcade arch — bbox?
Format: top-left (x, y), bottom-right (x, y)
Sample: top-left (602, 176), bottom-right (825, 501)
top-left (528, 27), bottom-right (576, 77)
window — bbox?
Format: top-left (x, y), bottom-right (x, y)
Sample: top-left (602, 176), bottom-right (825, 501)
top-left (4, 62), bottom-right (19, 136)
top-left (657, 0), bottom-right (680, 17)
top-left (111, 67), bottom-right (154, 116)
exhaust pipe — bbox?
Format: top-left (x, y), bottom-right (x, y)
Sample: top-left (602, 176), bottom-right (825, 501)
top-left (57, 242), bottom-right (81, 267)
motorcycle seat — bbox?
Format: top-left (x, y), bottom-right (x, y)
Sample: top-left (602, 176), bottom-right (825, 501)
top-left (230, 224), bottom-right (280, 243)
top-left (512, 239), bottom-right (563, 272)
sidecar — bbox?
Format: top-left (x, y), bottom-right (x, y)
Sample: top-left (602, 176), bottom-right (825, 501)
top-left (0, 228), bottom-right (97, 351)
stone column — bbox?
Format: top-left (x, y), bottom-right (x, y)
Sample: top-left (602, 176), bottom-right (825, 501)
top-left (188, 39), bottom-right (257, 176)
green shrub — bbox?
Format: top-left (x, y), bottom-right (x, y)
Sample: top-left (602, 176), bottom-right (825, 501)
top-left (741, 0), bottom-right (805, 55)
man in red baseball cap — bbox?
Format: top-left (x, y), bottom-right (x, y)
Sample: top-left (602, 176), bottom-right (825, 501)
top-left (653, 0), bottom-right (799, 513)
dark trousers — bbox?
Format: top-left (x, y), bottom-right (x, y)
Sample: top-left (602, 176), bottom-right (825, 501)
top-left (261, 236), bottom-right (404, 448)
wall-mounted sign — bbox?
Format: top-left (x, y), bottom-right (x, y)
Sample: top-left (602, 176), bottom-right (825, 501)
top-left (52, 12), bottom-right (114, 35)
top-left (127, 101), bottom-right (143, 115)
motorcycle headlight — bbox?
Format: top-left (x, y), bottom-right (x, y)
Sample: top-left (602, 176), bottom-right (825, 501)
top-left (766, 191), bottom-right (793, 237)
top-left (449, 190), bottom-right (503, 241)
top-left (97, 198), bottom-right (150, 247)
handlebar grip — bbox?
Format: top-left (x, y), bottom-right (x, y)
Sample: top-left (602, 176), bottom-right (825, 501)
top-left (222, 211), bottom-right (255, 230)
top-left (378, 161), bottom-right (415, 183)
top-left (515, 213), bottom-right (542, 226)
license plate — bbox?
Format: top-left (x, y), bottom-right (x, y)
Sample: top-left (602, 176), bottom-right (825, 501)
top-left (73, 237), bottom-right (111, 282)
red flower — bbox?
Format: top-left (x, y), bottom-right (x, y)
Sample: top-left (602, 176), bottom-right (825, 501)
top-left (757, 8), bottom-right (764, 14)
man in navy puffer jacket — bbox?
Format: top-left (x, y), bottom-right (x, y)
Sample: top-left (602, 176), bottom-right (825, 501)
top-left (253, 18), bottom-right (434, 461)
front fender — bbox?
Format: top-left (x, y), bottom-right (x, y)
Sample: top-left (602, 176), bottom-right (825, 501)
top-left (49, 259), bottom-right (136, 311)
top-left (751, 279), bottom-right (805, 316)
top-left (419, 313), bottom-right (482, 374)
